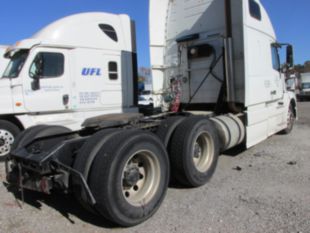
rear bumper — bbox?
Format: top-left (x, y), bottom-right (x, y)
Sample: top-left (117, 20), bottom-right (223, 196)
top-left (6, 147), bottom-right (96, 206)
top-left (6, 158), bottom-right (57, 194)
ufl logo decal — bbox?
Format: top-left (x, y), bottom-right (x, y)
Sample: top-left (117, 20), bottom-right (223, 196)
top-left (82, 68), bottom-right (102, 76)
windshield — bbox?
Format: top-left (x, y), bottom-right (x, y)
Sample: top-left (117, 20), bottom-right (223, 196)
top-left (2, 50), bottom-right (29, 78)
top-left (302, 83), bottom-right (310, 90)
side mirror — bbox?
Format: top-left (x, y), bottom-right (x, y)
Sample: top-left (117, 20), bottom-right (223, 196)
top-left (31, 75), bottom-right (40, 91)
top-left (286, 45), bottom-right (294, 68)
top-left (30, 54), bottom-right (44, 91)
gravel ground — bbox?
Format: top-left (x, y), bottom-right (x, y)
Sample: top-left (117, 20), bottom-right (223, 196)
top-left (0, 102), bottom-right (309, 233)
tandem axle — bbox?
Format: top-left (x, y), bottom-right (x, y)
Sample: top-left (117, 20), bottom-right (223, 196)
top-left (6, 111), bottom-right (245, 226)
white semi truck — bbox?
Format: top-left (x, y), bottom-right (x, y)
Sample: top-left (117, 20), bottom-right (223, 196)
top-left (298, 72), bottom-right (310, 101)
top-left (6, 0), bottom-right (297, 227)
top-left (0, 13), bottom-right (137, 159)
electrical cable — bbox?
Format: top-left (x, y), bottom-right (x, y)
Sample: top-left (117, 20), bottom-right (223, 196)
top-left (211, 69), bottom-right (223, 83)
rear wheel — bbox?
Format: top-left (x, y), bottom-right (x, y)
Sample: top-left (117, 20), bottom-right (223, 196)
top-left (72, 128), bottom-right (123, 213)
top-left (88, 130), bottom-right (169, 227)
top-left (11, 125), bottom-right (72, 152)
top-left (0, 120), bottom-right (21, 160)
top-left (169, 117), bottom-right (220, 187)
top-left (12, 125), bottom-right (47, 151)
top-left (156, 116), bottom-right (185, 147)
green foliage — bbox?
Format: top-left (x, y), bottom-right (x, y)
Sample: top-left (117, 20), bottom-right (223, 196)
top-left (138, 75), bottom-right (146, 83)
top-left (295, 61), bottom-right (310, 73)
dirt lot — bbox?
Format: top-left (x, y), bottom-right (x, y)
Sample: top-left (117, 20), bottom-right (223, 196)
top-left (0, 103), bottom-right (309, 233)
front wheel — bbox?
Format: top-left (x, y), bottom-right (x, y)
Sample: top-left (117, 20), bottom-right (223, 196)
top-left (280, 104), bottom-right (295, 134)
top-left (0, 120), bottom-right (21, 160)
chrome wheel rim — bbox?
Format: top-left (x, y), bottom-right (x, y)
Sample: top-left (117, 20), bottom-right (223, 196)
top-left (122, 150), bottom-right (161, 207)
top-left (192, 132), bottom-right (214, 173)
top-left (0, 129), bottom-right (14, 157)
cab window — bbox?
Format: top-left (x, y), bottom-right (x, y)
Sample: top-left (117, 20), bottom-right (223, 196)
top-left (108, 61), bottom-right (118, 80)
top-left (271, 45), bottom-right (280, 71)
top-left (249, 0), bottom-right (262, 21)
top-left (29, 52), bottom-right (64, 78)
top-left (99, 24), bottom-right (118, 42)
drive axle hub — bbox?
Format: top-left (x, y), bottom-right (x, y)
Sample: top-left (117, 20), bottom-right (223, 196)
top-left (123, 166), bottom-right (141, 187)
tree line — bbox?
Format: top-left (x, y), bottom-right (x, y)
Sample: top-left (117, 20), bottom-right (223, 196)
top-left (295, 61), bottom-right (310, 73)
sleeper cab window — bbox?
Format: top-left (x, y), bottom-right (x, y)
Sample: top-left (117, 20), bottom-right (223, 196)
top-left (249, 0), bottom-right (262, 21)
top-left (271, 45), bottom-right (280, 71)
top-left (29, 52), bottom-right (64, 78)
top-left (99, 24), bottom-right (118, 42)
top-left (109, 61), bottom-right (118, 80)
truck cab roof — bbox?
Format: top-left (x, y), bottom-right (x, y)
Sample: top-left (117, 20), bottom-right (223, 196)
top-left (7, 12), bottom-right (135, 55)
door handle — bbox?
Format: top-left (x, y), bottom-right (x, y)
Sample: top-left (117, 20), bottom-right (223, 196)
top-left (63, 94), bottom-right (69, 106)
top-left (270, 90), bottom-right (277, 95)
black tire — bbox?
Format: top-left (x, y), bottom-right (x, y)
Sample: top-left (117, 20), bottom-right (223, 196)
top-left (88, 130), bottom-right (170, 227)
top-left (280, 104), bottom-right (295, 135)
top-left (156, 116), bottom-right (185, 147)
top-left (11, 125), bottom-right (71, 152)
top-left (169, 117), bottom-right (220, 187)
top-left (72, 128), bottom-right (123, 213)
top-left (0, 120), bottom-right (21, 160)
top-left (11, 125), bottom-right (48, 151)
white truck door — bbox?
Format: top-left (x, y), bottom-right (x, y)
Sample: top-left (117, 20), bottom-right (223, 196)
top-left (267, 45), bottom-right (286, 135)
top-left (22, 48), bottom-right (71, 112)
top-left (270, 45), bottom-right (283, 101)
